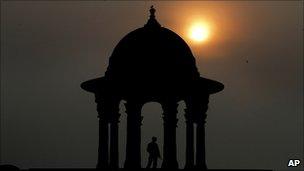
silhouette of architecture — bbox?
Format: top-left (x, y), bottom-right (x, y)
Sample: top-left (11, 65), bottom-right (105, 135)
top-left (81, 6), bottom-right (224, 170)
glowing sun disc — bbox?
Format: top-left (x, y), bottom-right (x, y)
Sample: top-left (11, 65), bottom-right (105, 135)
top-left (189, 23), bottom-right (210, 42)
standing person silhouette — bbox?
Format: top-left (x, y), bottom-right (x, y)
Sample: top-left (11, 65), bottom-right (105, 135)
top-left (146, 136), bottom-right (161, 169)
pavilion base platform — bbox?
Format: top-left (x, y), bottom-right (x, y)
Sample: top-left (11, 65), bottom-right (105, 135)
top-left (27, 168), bottom-right (272, 171)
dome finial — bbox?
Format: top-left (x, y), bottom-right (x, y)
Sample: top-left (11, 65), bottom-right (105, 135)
top-left (149, 5), bottom-right (156, 18)
top-left (145, 5), bottom-right (161, 28)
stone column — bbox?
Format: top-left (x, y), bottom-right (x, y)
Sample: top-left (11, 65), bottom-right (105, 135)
top-left (194, 95), bottom-right (209, 170)
top-left (161, 100), bottom-right (178, 169)
top-left (97, 118), bottom-right (108, 168)
top-left (184, 108), bottom-right (194, 168)
top-left (196, 116), bottom-right (207, 169)
top-left (96, 96), bottom-right (120, 169)
top-left (124, 101), bottom-right (143, 169)
top-left (109, 106), bottom-right (120, 169)
top-left (96, 98), bottom-right (109, 169)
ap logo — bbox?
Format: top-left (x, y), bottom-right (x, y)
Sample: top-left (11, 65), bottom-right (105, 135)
top-left (288, 159), bottom-right (301, 167)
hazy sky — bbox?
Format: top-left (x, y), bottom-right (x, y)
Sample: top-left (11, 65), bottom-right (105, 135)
top-left (1, 1), bottom-right (303, 170)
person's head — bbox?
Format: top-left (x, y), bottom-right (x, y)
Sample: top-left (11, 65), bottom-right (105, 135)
top-left (152, 136), bottom-right (157, 142)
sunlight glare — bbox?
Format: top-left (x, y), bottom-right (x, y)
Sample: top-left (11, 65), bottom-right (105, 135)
top-left (189, 22), bottom-right (210, 43)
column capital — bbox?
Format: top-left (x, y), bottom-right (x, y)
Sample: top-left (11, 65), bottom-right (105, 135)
top-left (184, 97), bottom-right (209, 124)
top-left (125, 100), bottom-right (143, 126)
top-left (184, 108), bottom-right (194, 123)
top-left (96, 97), bottom-right (120, 122)
top-left (109, 113), bottom-right (121, 124)
top-left (194, 113), bottom-right (207, 124)
top-left (161, 100), bottom-right (178, 110)
top-left (162, 101), bottom-right (178, 127)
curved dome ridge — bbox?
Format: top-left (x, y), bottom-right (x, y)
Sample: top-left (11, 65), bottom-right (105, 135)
top-left (105, 25), bottom-right (200, 82)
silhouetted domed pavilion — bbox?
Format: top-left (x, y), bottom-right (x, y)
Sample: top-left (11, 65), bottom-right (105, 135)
top-left (81, 6), bottom-right (224, 170)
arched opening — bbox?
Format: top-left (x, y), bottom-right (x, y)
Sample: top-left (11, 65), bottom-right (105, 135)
top-left (141, 102), bottom-right (163, 168)
top-left (117, 100), bottom-right (188, 169)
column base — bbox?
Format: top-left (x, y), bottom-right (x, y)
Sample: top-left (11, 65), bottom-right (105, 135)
top-left (96, 163), bottom-right (108, 169)
top-left (161, 160), bottom-right (178, 169)
top-left (124, 160), bottom-right (141, 169)
top-left (195, 164), bottom-right (208, 170)
top-left (184, 163), bottom-right (195, 169)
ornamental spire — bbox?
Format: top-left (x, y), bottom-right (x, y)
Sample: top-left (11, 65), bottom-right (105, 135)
top-left (145, 5), bottom-right (161, 28)
top-left (150, 5), bottom-right (156, 18)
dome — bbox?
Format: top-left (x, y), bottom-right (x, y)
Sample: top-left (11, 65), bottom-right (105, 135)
top-left (81, 6), bottom-right (224, 99)
top-left (105, 23), bottom-right (200, 83)
top-left (105, 7), bottom-right (200, 85)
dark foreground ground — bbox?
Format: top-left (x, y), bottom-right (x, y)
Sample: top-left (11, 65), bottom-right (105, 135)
top-left (0, 165), bottom-right (272, 171)
top-left (27, 169), bottom-right (272, 171)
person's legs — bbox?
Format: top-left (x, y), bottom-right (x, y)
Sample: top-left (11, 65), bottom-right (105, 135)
top-left (146, 156), bottom-right (153, 168)
top-left (152, 157), bottom-right (158, 169)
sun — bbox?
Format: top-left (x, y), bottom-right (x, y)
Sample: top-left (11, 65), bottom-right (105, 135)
top-left (188, 22), bottom-right (210, 43)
